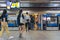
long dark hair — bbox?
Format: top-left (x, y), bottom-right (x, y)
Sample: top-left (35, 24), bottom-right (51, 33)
top-left (1, 9), bottom-right (7, 17)
top-left (17, 9), bottom-right (24, 19)
top-left (1, 9), bottom-right (7, 22)
top-left (19, 9), bottom-right (22, 15)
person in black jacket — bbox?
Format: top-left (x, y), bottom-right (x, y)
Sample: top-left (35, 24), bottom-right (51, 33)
top-left (1, 9), bottom-right (8, 22)
top-left (17, 9), bottom-right (25, 38)
top-left (30, 15), bottom-right (35, 30)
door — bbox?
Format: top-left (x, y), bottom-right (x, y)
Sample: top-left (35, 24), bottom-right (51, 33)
top-left (46, 16), bottom-right (58, 30)
top-left (42, 14), bottom-right (58, 30)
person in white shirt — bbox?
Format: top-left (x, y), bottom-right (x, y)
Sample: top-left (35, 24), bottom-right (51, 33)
top-left (17, 9), bottom-right (25, 38)
top-left (24, 12), bottom-right (31, 32)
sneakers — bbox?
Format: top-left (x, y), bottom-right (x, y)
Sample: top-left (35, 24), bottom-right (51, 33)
top-left (8, 36), bottom-right (14, 39)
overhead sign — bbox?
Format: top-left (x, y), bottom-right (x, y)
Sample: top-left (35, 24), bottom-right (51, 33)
top-left (11, 2), bottom-right (20, 8)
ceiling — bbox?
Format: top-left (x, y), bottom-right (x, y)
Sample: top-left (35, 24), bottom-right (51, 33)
top-left (20, 0), bottom-right (60, 3)
top-left (21, 0), bottom-right (60, 1)
top-left (0, 0), bottom-right (5, 1)
top-left (0, 0), bottom-right (60, 3)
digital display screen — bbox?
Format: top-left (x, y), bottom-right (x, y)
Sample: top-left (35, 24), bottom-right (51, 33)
top-left (6, 0), bottom-right (20, 9)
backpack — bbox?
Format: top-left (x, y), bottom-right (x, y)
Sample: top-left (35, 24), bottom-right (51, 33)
top-left (30, 16), bottom-right (35, 23)
top-left (20, 14), bottom-right (24, 23)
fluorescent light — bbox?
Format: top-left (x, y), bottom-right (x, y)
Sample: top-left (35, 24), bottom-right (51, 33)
top-left (53, 4), bottom-right (59, 6)
top-left (20, 1), bottom-right (30, 2)
top-left (0, 4), bottom-right (6, 7)
top-left (46, 11), bottom-right (60, 13)
top-left (23, 11), bottom-right (30, 13)
top-left (50, 1), bottom-right (60, 2)
top-left (0, 1), bottom-right (5, 2)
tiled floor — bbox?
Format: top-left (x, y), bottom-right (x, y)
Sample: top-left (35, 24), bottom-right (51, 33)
top-left (0, 31), bottom-right (60, 40)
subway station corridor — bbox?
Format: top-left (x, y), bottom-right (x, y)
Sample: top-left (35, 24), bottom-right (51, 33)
top-left (1, 31), bottom-right (60, 40)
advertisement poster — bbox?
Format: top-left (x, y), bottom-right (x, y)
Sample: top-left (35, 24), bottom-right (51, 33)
top-left (6, 0), bottom-right (20, 9)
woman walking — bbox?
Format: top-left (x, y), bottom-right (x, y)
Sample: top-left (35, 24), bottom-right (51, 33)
top-left (17, 9), bottom-right (25, 38)
top-left (0, 9), bottom-right (14, 39)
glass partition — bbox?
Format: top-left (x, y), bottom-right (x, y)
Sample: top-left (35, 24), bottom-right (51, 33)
top-left (47, 16), bottom-right (58, 27)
